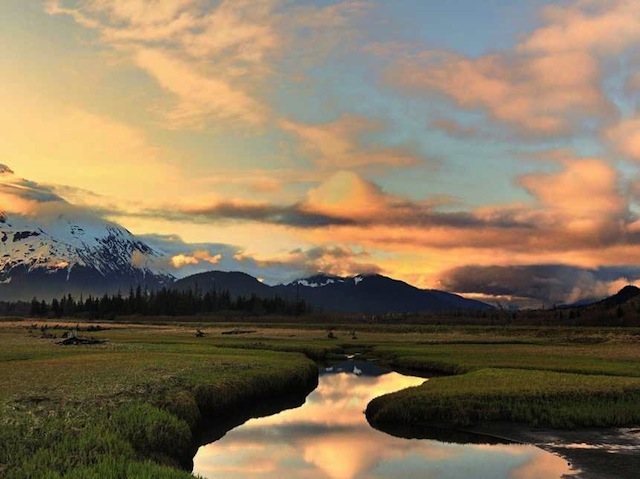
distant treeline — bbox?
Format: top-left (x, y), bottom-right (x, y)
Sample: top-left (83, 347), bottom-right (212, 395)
top-left (23, 286), bottom-right (310, 319)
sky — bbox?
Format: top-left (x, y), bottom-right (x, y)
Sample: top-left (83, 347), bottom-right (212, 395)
top-left (4, 0), bottom-right (640, 306)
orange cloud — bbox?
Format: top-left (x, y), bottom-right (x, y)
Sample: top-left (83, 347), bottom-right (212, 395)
top-left (302, 171), bottom-right (388, 218)
top-left (521, 0), bottom-right (640, 55)
top-left (135, 48), bottom-right (266, 128)
top-left (518, 157), bottom-right (627, 240)
top-left (280, 115), bottom-right (423, 169)
top-left (47, 0), bottom-right (368, 130)
top-left (604, 117), bottom-right (640, 161)
top-left (163, 160), bottom-right (632, 258)
top-left (390, 49), bottom-right (608, 136)
top-left (170, 250), bottom-right (223, 269)
top-left (381, 0), bottom-right (640, 136)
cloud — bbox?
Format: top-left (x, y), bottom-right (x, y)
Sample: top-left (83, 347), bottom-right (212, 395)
top-left (379, 0), bottom-right (640, 136)
top-left (604, 117), bottom-right (640, 161)
top-left (279, 115), bottom-right (425, 169)
top-left (135, 48), bottom-right (266, 128)
top-left (302, 171), bottom-right (389, 219)
top-left (388, 49), bottom-right (609, 137)
top-left (154, 171), bottom-right (482, 232)
top-left (0, 82), bottom-right (176, 202)
top-left (47, 0), bottom-right (369, 130)
top-left (179, 199), bottom-right (355, 228)
top-left (139, 233), bottom-right (378, 282)
top-left (429, 118), bottom-right (478, 138)
top-left (170, 250), bottom-right (222, 268)
top-left (137, 158), bottom-right (633, 256)
top-left (520, 1), bottom-right (640, 55)
top-left (139, 234), bottom-right (248, 277)
top-left (517, 157), bottom-right (628, 245)
top-left (235, 244), bottom-right (381, 280)
top-left (441, 264), bottom-right (640, 307)
top-left (0, 166), bottom-right (71, 216)
top-left (299, 171), bottom-right (520, 232)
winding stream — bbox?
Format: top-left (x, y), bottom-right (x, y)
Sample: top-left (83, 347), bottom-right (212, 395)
top-left (193, 360), bottom-right (577, 479)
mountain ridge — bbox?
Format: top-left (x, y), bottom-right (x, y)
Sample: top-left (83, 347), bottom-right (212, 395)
top-left (174, 270), bottom-right (494, 313)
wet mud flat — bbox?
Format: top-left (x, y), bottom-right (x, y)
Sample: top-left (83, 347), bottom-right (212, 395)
top-left (465, 423), bottom-right (640, 479)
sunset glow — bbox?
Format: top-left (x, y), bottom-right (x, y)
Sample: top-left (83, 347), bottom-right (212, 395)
top-left (4, 0), bottom-right (640, 306)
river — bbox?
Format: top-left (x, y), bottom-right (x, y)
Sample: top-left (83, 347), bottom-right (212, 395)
top-left (193, 360), bottom-right (578, 478)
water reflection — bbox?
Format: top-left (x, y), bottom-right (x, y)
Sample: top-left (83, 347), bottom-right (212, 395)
top-left (193, 361), bottom-right (575, 479)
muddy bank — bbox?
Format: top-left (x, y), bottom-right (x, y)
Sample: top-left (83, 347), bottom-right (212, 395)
top-left (466, 423), bottom-right (640, 479)
top-left (368, 420), bottom-right (640, 479)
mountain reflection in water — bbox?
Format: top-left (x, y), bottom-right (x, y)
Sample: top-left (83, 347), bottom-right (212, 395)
top-left (193, 361), bottom-right (575, 479)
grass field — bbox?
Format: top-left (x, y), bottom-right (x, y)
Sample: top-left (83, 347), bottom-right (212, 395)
top-left (362, 328), bottom-right (640, 430)
top-left (2, 320), bottom-right (640, 478)
top-left (0, 321), bottom-right (319, 479)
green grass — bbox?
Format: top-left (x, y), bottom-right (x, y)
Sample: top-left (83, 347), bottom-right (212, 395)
top-left (3, 320), bottom-right (640, 478)
top-left (371, 342), bottom-right (640, 377)
top-left (366, 368), bottom-right (640, 428)
top-left (366, 337), bottom-right (640, 430)
top-left (0, 323), bottom-right (318, 478)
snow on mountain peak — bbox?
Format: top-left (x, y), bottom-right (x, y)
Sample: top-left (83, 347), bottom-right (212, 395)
top-left (288, 274), bottom-right (345, 288)
top-left (288, 273), bottom-right (378, 288)
top-left (0, 210), bottom-right (171, 281)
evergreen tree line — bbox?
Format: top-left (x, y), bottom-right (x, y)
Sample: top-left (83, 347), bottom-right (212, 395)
top-left (28, 286), bottom-right (310, 319)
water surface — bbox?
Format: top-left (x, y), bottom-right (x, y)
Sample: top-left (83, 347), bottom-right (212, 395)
top-left (193, 361), bottom-right (576, 479)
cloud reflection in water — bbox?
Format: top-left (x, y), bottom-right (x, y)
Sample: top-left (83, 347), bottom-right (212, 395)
top-left (193, 362), bottom-right (573, 479)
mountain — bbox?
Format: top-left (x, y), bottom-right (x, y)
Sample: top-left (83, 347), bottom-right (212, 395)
top-left (173, 271), bottom-right (272, 298)
top-left (173, 271), bottom-right (493, 313)
top-left (597, 285), bottom-right (640, 308)
top-left (531, 285), bottom-right (640, 327)
top-left (272, 273), bottom-right (493, 313)
top-left (0, 210), bottom-right (173, 301)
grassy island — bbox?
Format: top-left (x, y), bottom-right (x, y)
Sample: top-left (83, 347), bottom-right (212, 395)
top-left (366, 329), bottom-right (640, 429)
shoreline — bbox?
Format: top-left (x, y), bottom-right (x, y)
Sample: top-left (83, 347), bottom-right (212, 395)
top-left (465, 423), bottom-right (640, 479)
top-left (366, 414), bottom-right (640, 479)
top-left (184, 366), bottom-right (318, 472)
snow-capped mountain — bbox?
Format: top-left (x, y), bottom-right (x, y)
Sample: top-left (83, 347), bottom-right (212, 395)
top-left (0, 210), bottom-right (173, 301)
top-left (173, 271), bottom-right (493, 313)
top-left (0, 163), bottom-right (173, 300)
top-left (274, 273), bottom-right (493, 313)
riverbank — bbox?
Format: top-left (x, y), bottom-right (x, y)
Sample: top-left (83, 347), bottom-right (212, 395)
top-left (468, 423), bottom-right (640, 479)
top-left (0, 322), bottom-right (319, 478)
top-left (364, 335), bottom-right (640, 429)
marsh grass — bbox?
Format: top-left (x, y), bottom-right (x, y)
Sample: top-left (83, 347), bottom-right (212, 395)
top-left (0, 324), bottom-right (318, 478)
top-left (366, 368), bottom-right (640, 429)
top-left (366, 337), bottom-right (640, 430)
top-left (372, 342), bottom-right (640, 377)
top-left (3, 321), bottom-right (640, 478)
